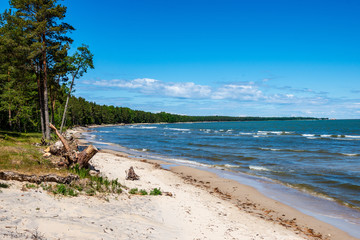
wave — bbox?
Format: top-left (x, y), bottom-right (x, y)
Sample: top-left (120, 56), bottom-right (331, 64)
top-left (239, 132), bottom-right (253, 135)
top-left (302, 134), bottom-right (359, 140)
top-left (258, 147), bottom-right (359, 157)
top-left (249, 165), bottom-right (271, 171)
top-left (345, 135), bottom-right (360, 139)
top-left (213, 164), bottom-right (240, 169)
top-left (302, 134), bottom-right (315, 137)
top-left (257, 130), bottom-right (294, 135)
top-left (260, 147), bottom-right (281, 151)
top-left (164, 127), bottom-right (190, 132)
top-left (130, 125), bottom-right (158, 129)
top-left (341, 153), bottom-right (360, 157)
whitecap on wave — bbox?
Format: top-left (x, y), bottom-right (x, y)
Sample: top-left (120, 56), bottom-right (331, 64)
top-left (249, 165), bottom-right (271, 171)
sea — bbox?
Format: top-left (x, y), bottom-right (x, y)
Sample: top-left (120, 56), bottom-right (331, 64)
top-left (82, 119), bottom-right (360, 237)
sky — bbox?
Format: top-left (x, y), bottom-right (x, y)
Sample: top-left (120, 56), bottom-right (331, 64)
top-left (1, 0), bottom-right (360, 118)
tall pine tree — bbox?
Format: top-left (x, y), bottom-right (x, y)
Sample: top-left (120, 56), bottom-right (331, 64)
top-left (9, 0), bottom-right (74, 139)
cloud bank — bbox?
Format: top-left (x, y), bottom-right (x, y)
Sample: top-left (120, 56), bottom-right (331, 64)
top-left (89, 78), bottom-right (328, 105)
top-left (80, 78), bottom-right (360, 118)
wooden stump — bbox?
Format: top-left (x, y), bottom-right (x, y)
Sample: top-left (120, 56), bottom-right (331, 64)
top-left (126, 166), bottom-right (139, 180)
top-left (77, 145), bottom-right (98, 168)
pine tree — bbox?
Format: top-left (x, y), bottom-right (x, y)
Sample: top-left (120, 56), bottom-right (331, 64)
top-left (9, 0), bottom-right (74, 139)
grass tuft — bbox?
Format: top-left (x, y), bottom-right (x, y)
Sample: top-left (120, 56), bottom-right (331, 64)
top-left (150, 188), bottom-right (162, 196)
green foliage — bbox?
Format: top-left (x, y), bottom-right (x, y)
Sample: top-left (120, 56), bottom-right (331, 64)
top-left (139, 189), bottom-right (148, 195)
top-left (150, 188), bottom-right (162, 196)
top-left (53, 184), bottom-right (78, 197)
top-left (129, 188), bottom-right (138, 194)
top-left (71, 164), bottom-right (90, 179)
top-left (25, 183), bottom-right (37, 189)
top-left (0, 182), bottom-right (9, 188)
top-left (129, 188), bottom-right (148, 195)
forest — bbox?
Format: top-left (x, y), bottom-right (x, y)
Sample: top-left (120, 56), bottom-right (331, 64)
top-left (0, 0), bottom-right (321, 139)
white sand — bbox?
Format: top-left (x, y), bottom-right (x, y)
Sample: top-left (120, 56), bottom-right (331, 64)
top-left (0, 151), bottom-right (307, 240)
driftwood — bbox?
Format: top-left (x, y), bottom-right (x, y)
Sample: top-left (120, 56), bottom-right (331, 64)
top-left (49, 123), bottom-right (98, 168)
top-left (125, 166), bottom-right (139, 180)
top-left (77, 144), bottom-right (98, 168)
top-left (0, 171), bottom-right (79, 184)
top-left (49, 123), bottom-right (71, 152)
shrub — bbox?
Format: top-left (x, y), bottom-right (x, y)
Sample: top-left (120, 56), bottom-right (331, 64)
top-left (150, 188), bottom-right (162, 196)
top-left (139, 189), bottom-right (148, 195)
top-left (0, 182), bottom-right (10, 188)
top-left (129, 188), bottom-right (138, 194)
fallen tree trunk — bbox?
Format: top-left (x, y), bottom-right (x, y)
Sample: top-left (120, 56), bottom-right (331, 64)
top-left (77, 144), bottom-right (98, 168)
top-left (49, 123), bottom-right (98, 168)
top-left (49, 123), bottom-right (71, 152)
top-left (0, 171), bottom-right (79, 184)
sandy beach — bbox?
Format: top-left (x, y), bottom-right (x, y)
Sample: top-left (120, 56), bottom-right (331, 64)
top-left (0, 151), bottom-right (352, 240)
top-left (0, 129), bottom-right (357, 240)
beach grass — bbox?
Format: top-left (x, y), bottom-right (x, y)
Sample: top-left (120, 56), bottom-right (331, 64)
top-left (0, 130), bottom-right (68, 176)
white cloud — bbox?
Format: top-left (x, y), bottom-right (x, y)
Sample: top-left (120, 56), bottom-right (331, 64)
top-left (212, 84), bottom-right (263, 100)
top-left (92, 78), bottom-right (211, 99)
top-left (87, 78), bottom-right (333, 106)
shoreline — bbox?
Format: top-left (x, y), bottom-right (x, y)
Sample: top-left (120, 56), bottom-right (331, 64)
top-left (78, 126), bottom-right (359, 240)
top-left (0, 127), bottom-right (357, 239)
top-left (99, 148), bottom-right (358, 240)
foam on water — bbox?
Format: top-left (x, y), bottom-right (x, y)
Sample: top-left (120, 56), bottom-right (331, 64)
top-left (249, 165), bottom-right (271, 171)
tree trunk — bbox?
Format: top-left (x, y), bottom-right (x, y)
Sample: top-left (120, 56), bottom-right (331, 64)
top-left (8, 105), bottom-right (11, 128)
top-left (7, 71), bottom-right (12, 128)
top-left (36, 61), bottom-right (45, 138)
top-left (0, 171), bottom-right (79, 184)
top-left (77, 144), bottom-right (98, 168)
top-left (60, 72), bottom-right (77, 134)
top-left (50, 84), bottom-right (55, 124)
top-left (60, 92), bottom-right (70, 133)
top-left (49, 123), bottom-right (71, 152)
top-left (42, 34), bottom-right (51, 140)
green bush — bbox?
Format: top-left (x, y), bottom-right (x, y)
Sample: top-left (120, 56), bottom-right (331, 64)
top-left (0, 182), bottom-right (10, 188)
top-left (139, 189), bottom-right (148, 195)
top-left (150, 188), bottom-right (162, 196)
top-left (129, 188), bottom-right (138, 194)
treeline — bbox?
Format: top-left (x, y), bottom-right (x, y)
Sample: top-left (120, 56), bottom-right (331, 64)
top-left (0, 0), bottom-right (93, 138)
top-left (66, 96), bottom-right (320, 126)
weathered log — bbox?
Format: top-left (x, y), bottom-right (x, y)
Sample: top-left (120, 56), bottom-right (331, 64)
top-left (49, 123), bottom-right (71, 152)
top-left (125, 166), bottom-right (139, 180)
top-left (77, 144), bottom-right (98, 168)
top-left (0, 171), bottom-right (79, 184)
top-left (49, 123), bottom-right (98, 169)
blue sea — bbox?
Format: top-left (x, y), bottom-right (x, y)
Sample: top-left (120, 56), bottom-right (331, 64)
top-left (82, 119), bottom-right (360, 236)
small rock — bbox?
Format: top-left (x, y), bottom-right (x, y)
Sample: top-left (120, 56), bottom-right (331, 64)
top-left (89, 170), bottom-right (99, 177)
top-left (43, 152), bottom-right (51, 158)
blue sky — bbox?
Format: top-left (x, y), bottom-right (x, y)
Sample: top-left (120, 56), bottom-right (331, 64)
top-left (1, 0), bottom-right (360, 118)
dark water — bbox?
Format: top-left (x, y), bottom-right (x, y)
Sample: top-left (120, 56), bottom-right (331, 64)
top-left (84, 120), bottom-right (360, 209)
